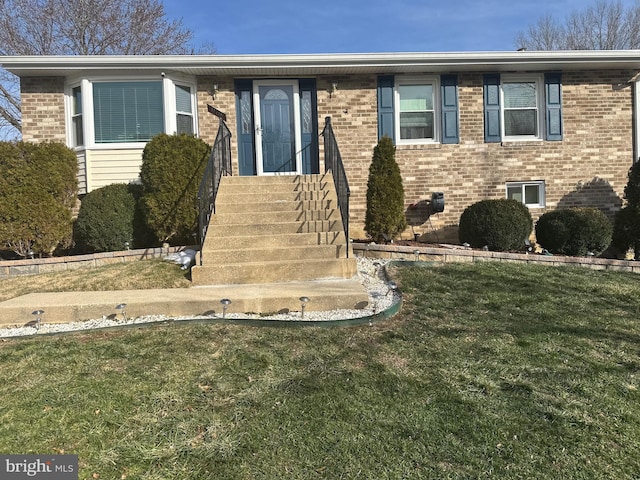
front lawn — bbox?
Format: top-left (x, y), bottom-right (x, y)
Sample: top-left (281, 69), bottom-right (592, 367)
top-left (0, 262), bottom-right (638, 479)
top-left (0, 259), bottom-right (190, 302)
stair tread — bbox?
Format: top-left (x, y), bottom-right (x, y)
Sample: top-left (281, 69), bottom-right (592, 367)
top-left (199, 257), bottom-right (353, 266)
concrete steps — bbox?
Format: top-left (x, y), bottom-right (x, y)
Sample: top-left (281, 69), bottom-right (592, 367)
top-left (191, 174), bottom-right (357, 286)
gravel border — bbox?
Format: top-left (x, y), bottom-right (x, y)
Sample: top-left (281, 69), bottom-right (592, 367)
top-left (0, 257), bottom-right (401, 338)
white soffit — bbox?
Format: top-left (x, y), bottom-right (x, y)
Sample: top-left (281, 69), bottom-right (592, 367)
top-left (2, 51), bottom-right (640, 76)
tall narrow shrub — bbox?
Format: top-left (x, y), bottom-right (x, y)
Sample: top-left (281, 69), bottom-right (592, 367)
top-left (613, 161), bottom-right (640, 258)
top-left (365, 136), bottom-right (407, 242)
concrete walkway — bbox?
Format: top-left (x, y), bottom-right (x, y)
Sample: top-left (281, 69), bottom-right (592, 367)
top-left (0, 278), bottom-right (370, 328)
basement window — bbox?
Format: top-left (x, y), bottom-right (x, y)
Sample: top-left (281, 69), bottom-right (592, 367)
top-left (506, 181), bottom-right (545, 207)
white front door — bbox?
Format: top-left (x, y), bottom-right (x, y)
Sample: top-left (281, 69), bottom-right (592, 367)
top-left (253, 80), bottom-right (303, 175)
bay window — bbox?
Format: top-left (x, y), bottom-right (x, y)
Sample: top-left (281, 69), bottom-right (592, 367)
top-left (71, 85), bottom-right (84, 147)
top-left (66, 76), bottom-right (197, 148)
top-left (175, 84), bottom-right (194, 135)
top-left (93, 81), bottom-right (164, 143)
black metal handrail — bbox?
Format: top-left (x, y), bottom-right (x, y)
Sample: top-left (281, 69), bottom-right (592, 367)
top-left (197, 113), bottom-right (231, 261)
top-left (321, 116), bottom-right (351, 257)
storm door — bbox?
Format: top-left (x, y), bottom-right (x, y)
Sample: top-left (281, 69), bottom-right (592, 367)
top-left (253, 80), bottom-right (302, 175)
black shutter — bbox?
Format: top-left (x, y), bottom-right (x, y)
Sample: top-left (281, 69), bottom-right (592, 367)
top-left (441, 74), bottom-right (459, 144)
top-left (483, 73), bottom-right (501, 143)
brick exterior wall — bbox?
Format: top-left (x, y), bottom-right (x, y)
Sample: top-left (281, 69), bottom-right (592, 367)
top-left (20, 77), bottom-right (66, 142)
top-left (195, 70), bottom-right (635, 241)
top-left (21, 69), bottom-right (635, 244)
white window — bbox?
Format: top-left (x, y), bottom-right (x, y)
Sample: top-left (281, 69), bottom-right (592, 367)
top-left (501, 75), bottom-right (543, 140)
top-left (506, 181), bottom-right (545, 207)
top-left (175, 84), bottom-right (194, 135)
top-left (93, 81), bottom-right (164, 144)
top-left (70, 85), bottom-right (84, 147)
top-left (395, 76), bottom-right (439, 144)
top-left (66, 75), bottom-right (197, 148)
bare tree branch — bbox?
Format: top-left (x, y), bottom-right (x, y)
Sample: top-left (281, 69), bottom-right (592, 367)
top-left (515, 14), bottom-right (567, 50)
top-left (516, 0), bottom-right (640, 51)
top-left (0, 0), bottom-right (212, 138)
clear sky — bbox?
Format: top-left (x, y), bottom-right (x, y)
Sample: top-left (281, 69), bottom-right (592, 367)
top-left (164, 0), bottom-right (638, 55)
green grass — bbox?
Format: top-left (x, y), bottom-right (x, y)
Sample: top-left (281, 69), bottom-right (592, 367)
top-left (0, 259), bottom-right (190, 302)
top-left (1, 261), bottom-right (639, 479)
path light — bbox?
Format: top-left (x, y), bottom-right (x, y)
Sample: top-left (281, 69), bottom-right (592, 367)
top-left (299, 296), bottom-right (310, 319)
top-left (414, 250), bottom-right (420, 262)
top-left (387, 281), bottom-right (398, 297)
top-left (372, 260), bottom-right (381, 277)
top-left (31, 310), bottom-right (44, 331)
top-left (124, 242), bottom-right (130, 250)
top-left (115, 303), bottom-right (127, 321)
top-left (220, 298), bottom-right (231, 318)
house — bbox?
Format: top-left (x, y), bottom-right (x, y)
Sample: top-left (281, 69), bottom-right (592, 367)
top-left (2, 51), bottom-right (639, 242)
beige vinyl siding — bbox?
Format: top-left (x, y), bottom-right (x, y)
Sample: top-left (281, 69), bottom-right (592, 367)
top-left (86, 148), bottom-right (144, 192)
top-left (76, 151), bottom-right (87, 194)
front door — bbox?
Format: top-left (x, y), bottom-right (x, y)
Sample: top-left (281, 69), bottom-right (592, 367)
top-left (253, 80), bottom-right (302, 175)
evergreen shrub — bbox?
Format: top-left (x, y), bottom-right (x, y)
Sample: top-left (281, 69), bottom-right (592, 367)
top-left (458, 199), bottom-right (533, 251)
top-left (612, 206), bottom-right (640, 258)
top-left (535, 208), bottom-right (612, 256)
top-left (0, 141), bottom-right (77, 257)
top-left (73, 183), bottom-right (155, 253)
top-left (612, 161), bottom-right (640, 258)
top-left (140, 134), bottom-right (210, 245)
top-left (365, 136), bottom-right (407, 242)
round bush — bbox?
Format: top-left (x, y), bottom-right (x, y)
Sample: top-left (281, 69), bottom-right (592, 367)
top-left (535, 208), bottom-right (612, 257)
top-left (73, 183), bottom-right (152, 253)
top-left (458, 199), bottom-right (533, 251)
top-left (140, 133), bottom-right (211, 245)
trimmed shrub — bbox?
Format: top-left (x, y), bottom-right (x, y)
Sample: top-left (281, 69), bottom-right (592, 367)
top-left (459, 199), bottom-right (533, 251)
top-left (612, 206), bottom-right (640, 259)
top-left (73, 183), bottom-right (156, 253)
top-left (0, 141), bottom-right (77, 257)
top-left (536, 208), bottom-right (612, 256)
top-left (623, 160), bottom-right (640, 208)
top-left (140, 134), bottom-right (210, 245)
top-left (612, 161), bottom-right (640, 257)
top-left (365, 136), bottom-right (407, 242)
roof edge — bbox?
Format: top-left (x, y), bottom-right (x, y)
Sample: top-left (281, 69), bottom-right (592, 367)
top-left (2, 50), bottom-right (640, 76)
